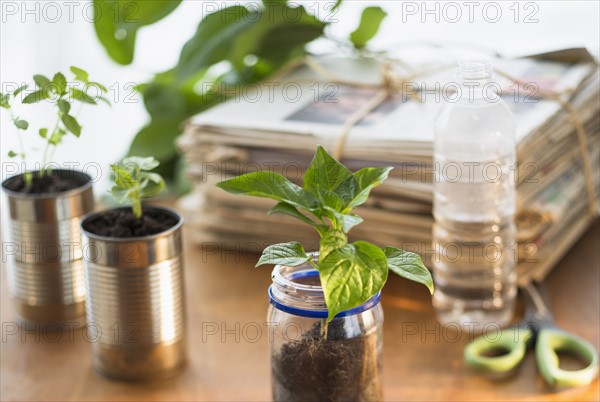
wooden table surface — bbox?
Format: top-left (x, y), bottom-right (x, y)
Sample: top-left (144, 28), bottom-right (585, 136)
top-left (1, 220), bottom-right (599, 401)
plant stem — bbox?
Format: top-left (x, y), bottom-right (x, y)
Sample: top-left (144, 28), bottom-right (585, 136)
top-left (131, 186), bottom-right (142, 219)
top-left (307, 259), bottom-right (320, 272)
top-left (320, 318), bottom-right (329, 340)
top-left (41, 143), bottom-right (51, 175)
top-left (42, 112), bottom-right (62, 176)
top-left (50, 104), bottom-right (83, 166)
top-left (75, 102), bottom-right (84, 118)
top-left (132, 202), bottom-right (142, 219)
top-left (17, 131), bottom-right (26, 162)
top-left (48, 145), bottom-right (57, 164)
top-left (7, 108), bottom-right (26, 163)
top-left (132, 199), bottom-right (142, 219)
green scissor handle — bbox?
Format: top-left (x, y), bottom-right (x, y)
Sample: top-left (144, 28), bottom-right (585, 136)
top-left (464, 327), bottom-right (533, 373)
top-left (535, 327), bottom-right (599, 388)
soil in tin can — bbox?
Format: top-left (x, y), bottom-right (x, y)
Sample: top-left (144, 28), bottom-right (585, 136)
top-left (4, 171), bottom-right (87, 194)
top-left (83, 208), bottom-right (178, 238)
top-left (272, 319), bottom-right (382, 402)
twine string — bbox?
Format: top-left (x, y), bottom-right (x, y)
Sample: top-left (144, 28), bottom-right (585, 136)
top-left (276, 57), bottom-right (596, 218)
top-left (493, 69), bottom-right (597, 216)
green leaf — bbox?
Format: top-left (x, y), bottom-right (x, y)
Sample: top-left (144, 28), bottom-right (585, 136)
top-left (324, 207), bottom-right (363, 233)
top-left (88, 82), bottom-right (108, 93)
top-left (139, 172), bottom-right (166, 198)
top-left (13, 84), bottom-right (28, 96)
top-left (319, 241), bottom-right (388, 320)
top-left (61, 114), bottom-right (81, 136)
top-left (332, 0), bottom-right (343, 11)
top-left (256, 241), bottom-right (310, 267)
top-left (0, 93), bottom-right (9, 108)
top-left (143, 171), bottom-right (163, 183)
top-left (304, 146), bottom-right (353, 208)
top-left (13, 119), bottom-right (28, 130)
top-left (71, 88), bottom-right (96, 104)
top-left (22, 90), bottom-right (50, 103)
top-left (93, 0), bottom-right (183, 65)
top-left (123, 156), bottom-right (160, 171)
top-left (247, 21), bottom-right (324, 67)
top-left (39, 128), bottom-right (48, 138)
top-left (217, 171), bottom-right (316, 211)
top-left (48, 129), bottom-right (66, 145)
top-left (268, 202), bottom-right (317, 226)
top-left (33, 74), bottom-right (52, 89)
top-left (111, 164), bottom-right (136, 189)
top-left (342, 166), bottom-right (393, 210)
top-left (111, 186), bottom-right (136, 204)
top-left (384, 246), bottom-right (434, 294)
top-left (175, 5), bottom-right (251, 81)
top-left (175, 3), bottom-right (324, 81)
top-left (313, 185), bottom-right (344, 212)
top-left (52, 72), bottom-right (67, 95)
top-left (57, 99), bottom-right (71, 114)
top-left (144, 80), bottom-right (189, 118)
top-left (98, 96), bottom-right (112, 107)
top-left (228, 3), bottom-right (325, 69)
top-left (349, 6), bottom-right (387, 50)
top-left (110, 158), bottom-right (165, 208)
top-left (8, 150), bottom-right (18, 157)
top-left (70, 66), bottom-right (89, 83)
top-left (126, 82), bottom-right (189, 163)
top-left (319, 228), bottom-right (347, 261)
top-left (128, 118), bottom-right (180, 162)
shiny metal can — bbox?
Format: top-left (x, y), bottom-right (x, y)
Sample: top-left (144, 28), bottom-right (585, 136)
top-left (1, 170), bottom-right (94, 324)
top-left (80, 206), bottom-right (187, 381)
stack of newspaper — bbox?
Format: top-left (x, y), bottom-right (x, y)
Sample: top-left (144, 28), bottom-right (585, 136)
top-left (178, 47), bottom-right (599, 284)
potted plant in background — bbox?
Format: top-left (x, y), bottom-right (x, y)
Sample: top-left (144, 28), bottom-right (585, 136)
top-left (1, 68), bottom-right (109, 324)
top-left (80, 156), bottom-right (187, 381)
top-left (218, 146), bottom-right (433, 401)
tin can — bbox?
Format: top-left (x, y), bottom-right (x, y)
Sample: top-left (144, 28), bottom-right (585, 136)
top-left (1, 170), bottom-right (94, 324)
top-left (80, 206), bottom-right (187, 381)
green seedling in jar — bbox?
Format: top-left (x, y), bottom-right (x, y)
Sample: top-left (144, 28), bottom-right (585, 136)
top-left (218, 145), bottom-right (433, 320)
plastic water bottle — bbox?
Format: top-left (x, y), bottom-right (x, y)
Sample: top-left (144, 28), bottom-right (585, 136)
top-left (432, 60), bottom-right (517, 329)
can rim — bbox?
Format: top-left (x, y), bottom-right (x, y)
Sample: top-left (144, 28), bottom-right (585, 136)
top-left (1, 169), bottom-right (93, 199)
top-left (80, 205), bottom-right (184, 242)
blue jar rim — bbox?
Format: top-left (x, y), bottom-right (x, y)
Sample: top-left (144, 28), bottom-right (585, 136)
top-left (268, 270), bottom-right (381, 319)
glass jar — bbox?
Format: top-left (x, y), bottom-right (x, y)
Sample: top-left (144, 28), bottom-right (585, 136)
top-left (268, 256), bottom-right (384, 402)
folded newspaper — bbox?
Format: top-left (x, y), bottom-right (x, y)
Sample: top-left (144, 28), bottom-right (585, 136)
top-left (178, 47), bottom-right (599, 285)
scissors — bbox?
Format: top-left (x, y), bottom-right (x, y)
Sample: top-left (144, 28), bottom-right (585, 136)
top-left (464, 282), bottom-right (599, 387)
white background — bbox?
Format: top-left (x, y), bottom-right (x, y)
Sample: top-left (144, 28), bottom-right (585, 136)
top-left (1, 0), bottom-right (599, 194)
